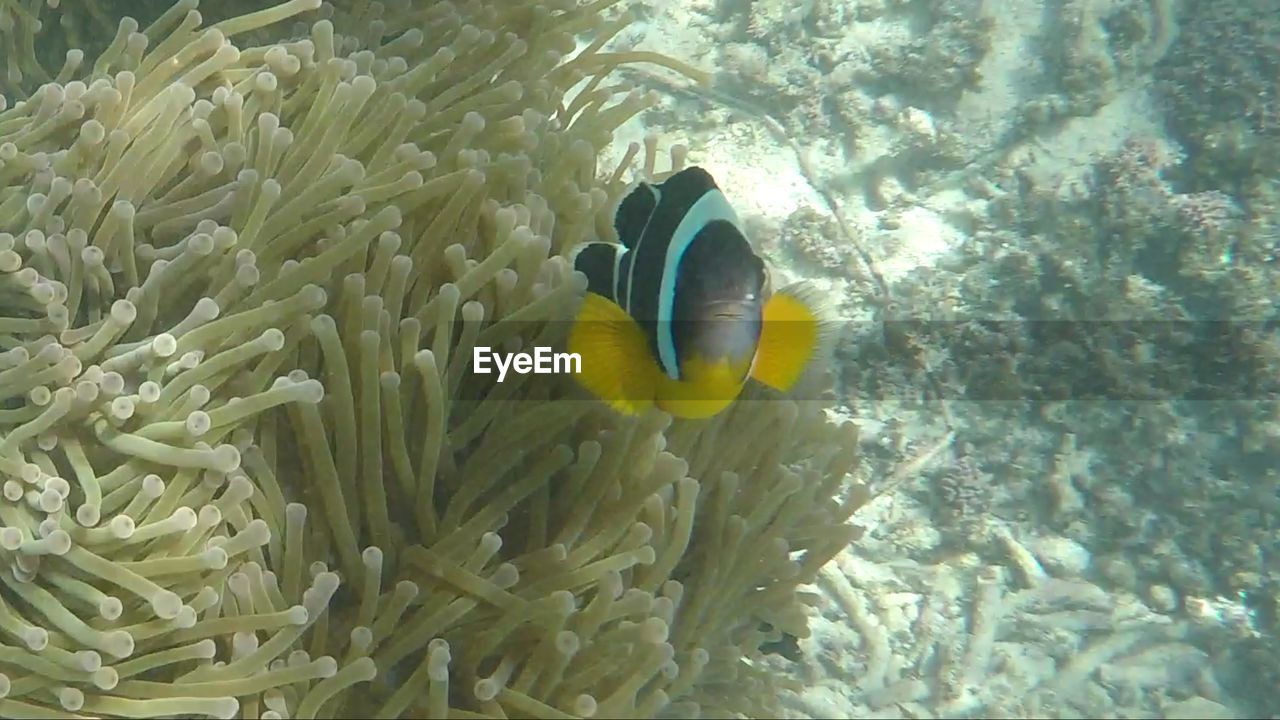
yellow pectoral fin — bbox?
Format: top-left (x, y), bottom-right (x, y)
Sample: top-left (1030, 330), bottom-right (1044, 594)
top-left (751, 288), bottom-right (821, 392)
top-left (655, 357), bottom-right (748, 419)
top-left (567, 292), bottom-right (658, 416)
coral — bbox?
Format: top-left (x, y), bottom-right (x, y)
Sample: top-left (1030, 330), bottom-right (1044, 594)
top-left (0, 1), bottom-right (864, 717)
top-left (1155, 0), bottom-right (1280, 184)
top-left (781, 539), bottom-right (1249, 718)
top-left (1012, 0), bottom-right (1177, 133)
top-left (929, 445), bottom-right (994, 547)
top-left (848, 125), bottom-right (1280, 710)
top-left (775, 206), bottom-right (852, 276)
top-left (862, 0), bottom-right (994, 109)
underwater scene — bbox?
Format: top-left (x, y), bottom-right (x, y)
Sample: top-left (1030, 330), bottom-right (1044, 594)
top-left (0, 0), bottom-right (1274, 718)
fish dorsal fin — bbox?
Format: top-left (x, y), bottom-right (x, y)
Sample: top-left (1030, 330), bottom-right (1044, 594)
top-left (613, 181), bottom-right (660, 249)
top-left (571, 242), bottom-right (627, 303)
top-left (613, 166), bottom-right (725, 249)
top-left (653, 167), bottom-right (725, 222)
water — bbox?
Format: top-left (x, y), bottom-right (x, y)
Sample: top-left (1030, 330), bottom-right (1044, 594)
top-left (0, 1), bottom-right (1274, 718)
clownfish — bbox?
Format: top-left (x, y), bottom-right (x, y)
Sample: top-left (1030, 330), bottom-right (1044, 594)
top-left (567, 166), bottom-right (827, 419)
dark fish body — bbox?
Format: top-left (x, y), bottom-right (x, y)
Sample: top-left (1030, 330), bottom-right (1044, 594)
top-left (568, 166), bottom-right (824, 418)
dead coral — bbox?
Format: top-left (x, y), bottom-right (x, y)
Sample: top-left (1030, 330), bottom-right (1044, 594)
top-left (1155, 0), bottom-right (1280, 182)
top-left (863, 0), bottom-right (994, 109)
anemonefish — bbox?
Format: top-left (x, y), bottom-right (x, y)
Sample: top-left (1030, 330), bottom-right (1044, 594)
top-left (567, 166), bottom-right (826, 419)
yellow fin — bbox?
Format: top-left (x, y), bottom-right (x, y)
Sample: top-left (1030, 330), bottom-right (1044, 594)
top-left (750, 283), bottom-right (824, 392)
top-left (655, 356), bottom-right (748, 419)
top-left (567, 292), bottom-right (658, 416)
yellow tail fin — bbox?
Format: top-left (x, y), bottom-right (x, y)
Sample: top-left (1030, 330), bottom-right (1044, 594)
top-left (567, 292), bottom-right (659, 416)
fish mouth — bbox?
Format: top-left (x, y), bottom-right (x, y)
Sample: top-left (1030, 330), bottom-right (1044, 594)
top-left (702, 301), bottom-right (754, 321)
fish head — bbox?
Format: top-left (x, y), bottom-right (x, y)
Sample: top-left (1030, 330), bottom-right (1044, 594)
top-left (673, 241), bottom-right (767, 377)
